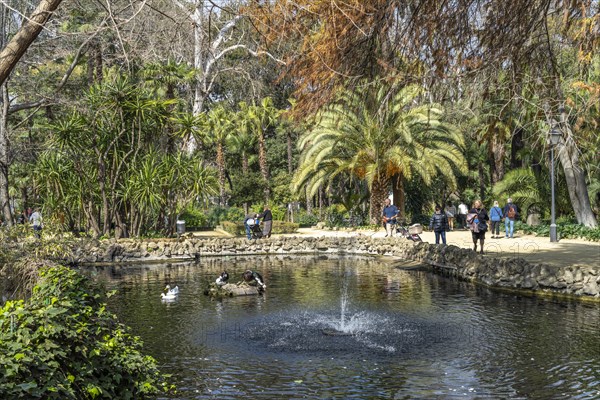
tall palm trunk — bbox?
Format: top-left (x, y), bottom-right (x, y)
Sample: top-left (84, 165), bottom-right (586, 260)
top-left (369, 175), bottom-right (390, 224)
top-left (489, 130), bottom-right (506, 184)
top-left (216, 141), bottom-right (226, 206)
top-left (257, 129), bottom-right (269, 202)
top-left (392, 174), bottom-right (405, 221)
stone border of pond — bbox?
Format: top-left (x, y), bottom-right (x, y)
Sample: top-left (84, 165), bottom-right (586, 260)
top-left (73, 236), bottom-right (600, 300)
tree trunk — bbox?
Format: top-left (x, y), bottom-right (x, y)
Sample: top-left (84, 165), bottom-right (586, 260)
top-left (287, 130), bottom-right (293, 175)
top-left (369, 175), bottom-right (390, 225)
top-left (192, 0), bottom-right (205, 116)
top-left (478, 160), bottom-right (486, 202)
top-left (0, 0), bottom-right (64, 86)
top-left (257, 130), bottom-right (270, 203)
top-left (216, 142), bottom-right (226, 206)
top-left (306, 187), bottom-right (313, 215)
top-left (489, 129), bottom-right (505, 184)
top-left (392, 174), bottom-right (405, 221)
top-left (556, 112), bottom-right (597, 227)
top-left (510, 127), bottom-right (524, 169)
top-left (0, 83), bottom-right (12, 225)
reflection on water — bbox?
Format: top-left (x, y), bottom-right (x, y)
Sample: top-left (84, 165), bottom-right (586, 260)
top-left (90, 255), bottom-right (600, 399)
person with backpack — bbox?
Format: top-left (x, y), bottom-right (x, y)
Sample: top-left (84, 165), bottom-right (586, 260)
top-left (489, 200), bottom-right (503, 238)
top-left (429, 205), bottom-right (449, 244)
top-left (466, 200), bottom-right (489, 254)
top-left (503, 198), bottom-right (519, 238)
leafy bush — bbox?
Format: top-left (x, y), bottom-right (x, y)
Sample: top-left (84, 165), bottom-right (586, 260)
top-left (518, 221), bottom-right (600, 241)
top-left (272, 221), bottom-right (299, 234)
top-left (0, 266), bottom-right (173, 399)
top-left (178, 207), bottom-right (207, 228)
top-left (205, 207), bottom-right (245, 227)
top-left (324, 204), bottom-right (347, 227)
top-left (295, 211), bottom-right (319, 227)
top-left (220, 221), bottom-right (244, 236)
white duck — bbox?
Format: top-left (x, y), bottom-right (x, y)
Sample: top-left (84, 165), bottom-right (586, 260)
top-left (161, 285), bottom-right (179, 300)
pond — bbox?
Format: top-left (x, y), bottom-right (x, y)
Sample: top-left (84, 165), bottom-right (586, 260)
top-left (93, 255), bottom-right (600, 399)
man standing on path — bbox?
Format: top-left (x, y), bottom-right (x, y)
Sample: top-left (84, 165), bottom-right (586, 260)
top-left (29, 207), bottom-right (43, 238)
top-left (382, 198), bottom-right (399, 237)
top-left (458, 201), bottom-right (468, 229)
top-left (502, 198), bottom-right (519, 238)
top-left (258, 205), bottom-right (273, 238)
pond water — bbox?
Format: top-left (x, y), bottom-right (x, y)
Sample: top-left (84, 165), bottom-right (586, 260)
top-left (94, 255), bottom-right (600, 399)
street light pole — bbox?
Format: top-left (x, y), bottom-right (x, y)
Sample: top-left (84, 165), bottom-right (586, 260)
top-left (548, 128), bottom-right (561, 242)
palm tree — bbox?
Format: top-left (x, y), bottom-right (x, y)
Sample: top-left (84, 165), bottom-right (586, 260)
top-left (205, 105), bottom-right (235, 206)
top-left (239, 98), bottom-right (281, 203)
top-left (293, 82), bottom-right (467, 223)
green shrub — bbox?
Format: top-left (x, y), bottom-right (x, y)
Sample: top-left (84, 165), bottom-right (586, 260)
top-left (0, 266), bottom-right (174, 399)
top-left (295, 211), bottom-right (319, 227)
top-left (324, 204), bottom-right (347, 227)
top-left (206, 207), bottom-right (245, 227)
top-left (518, 221), bottom-right (600, 241)
top-left (272, 221), bottom-right (299, 234)
top-left (220, 221), bottom-right (244, 236)
top-left (178, 208), bottom-right (207, 228)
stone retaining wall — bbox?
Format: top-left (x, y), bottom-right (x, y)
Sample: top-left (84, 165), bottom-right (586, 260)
top-left (73, 236), bottom-right (600, 299)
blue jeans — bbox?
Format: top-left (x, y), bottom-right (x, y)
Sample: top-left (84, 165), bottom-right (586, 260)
top-left (505, 218), bottom-right (514, 237)
top-left (434, 230), bottom-right (446, 244)
top-left (245, 223), bottom-right (251, 239)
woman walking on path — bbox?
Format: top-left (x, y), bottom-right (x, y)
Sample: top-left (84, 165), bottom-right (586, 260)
top-left (429, 205), bottom-right (449, 244)
top-left (489, 201), bottom-right (503, 238)
top-left (445, 202), bottom-right (456, 231)
top-left (467, 200), bottom-right (489, 254)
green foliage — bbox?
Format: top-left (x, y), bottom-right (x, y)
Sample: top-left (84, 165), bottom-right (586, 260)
top-left (324, 204), bottom-right (347, 227)
top-left (220, 221), bottom-right (244, 236)
top-left (0, 266), bottom-right (174, 399)
top-left (229, 172), bottom-right (267, 208)
top-left (271, 221), bottom-right (299, 234)
top-left (206, 207), bottom-right (246, 228)
top-left (519, 222), bottom-right (600, 241)
top-left (178, 208), bottom-right (207, 228)
top-left (294, 210), bottom-right (319, 227)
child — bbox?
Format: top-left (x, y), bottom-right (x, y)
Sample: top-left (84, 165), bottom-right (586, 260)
top-left (429, 205), bottom-right (449, 245)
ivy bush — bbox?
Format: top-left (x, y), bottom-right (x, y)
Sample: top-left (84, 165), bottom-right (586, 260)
top-left (517, 221), bottom-right (600, 241)
top-left (0, 266), bottom-right (174, 399)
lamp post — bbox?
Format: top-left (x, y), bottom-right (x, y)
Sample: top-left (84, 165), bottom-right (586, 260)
top-left (548, 127), bottom-right (562, 242)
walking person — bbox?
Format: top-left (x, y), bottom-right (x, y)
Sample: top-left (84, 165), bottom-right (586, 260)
top-left (429, 205), bottom-right (449, 245)
top-left (458, 201), bottom-right (468, 229)
top-left (29, 207), bottom-right (43, 239)
top-left (489, 200), bottom-right (503, 238)
top-left (258, 205), bottom-right (273, 238)
top-left (467, 200), bottom-right (489, 254)
top-left (381, 198), bottom-right (399, 237)
top-left (445, 202), bottom-right (456, 231)
top-left (502, 198), bottom-right (519, 238)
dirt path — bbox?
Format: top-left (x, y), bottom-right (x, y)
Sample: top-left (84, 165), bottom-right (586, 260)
top-left (190, 227), bottom-right (599, 269)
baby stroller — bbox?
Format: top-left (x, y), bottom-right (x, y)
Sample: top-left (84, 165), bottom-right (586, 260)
top-left (396, 222), bottom-right (423, 242)
top-left (247, 218), bottom-right (263, 239)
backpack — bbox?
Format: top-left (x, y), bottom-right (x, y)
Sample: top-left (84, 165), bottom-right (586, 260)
top-left (507, 205), bottom-right (516, 219)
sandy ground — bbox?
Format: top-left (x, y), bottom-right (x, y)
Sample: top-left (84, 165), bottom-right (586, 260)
top-left (192, 227), bottom-right (599, 269)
